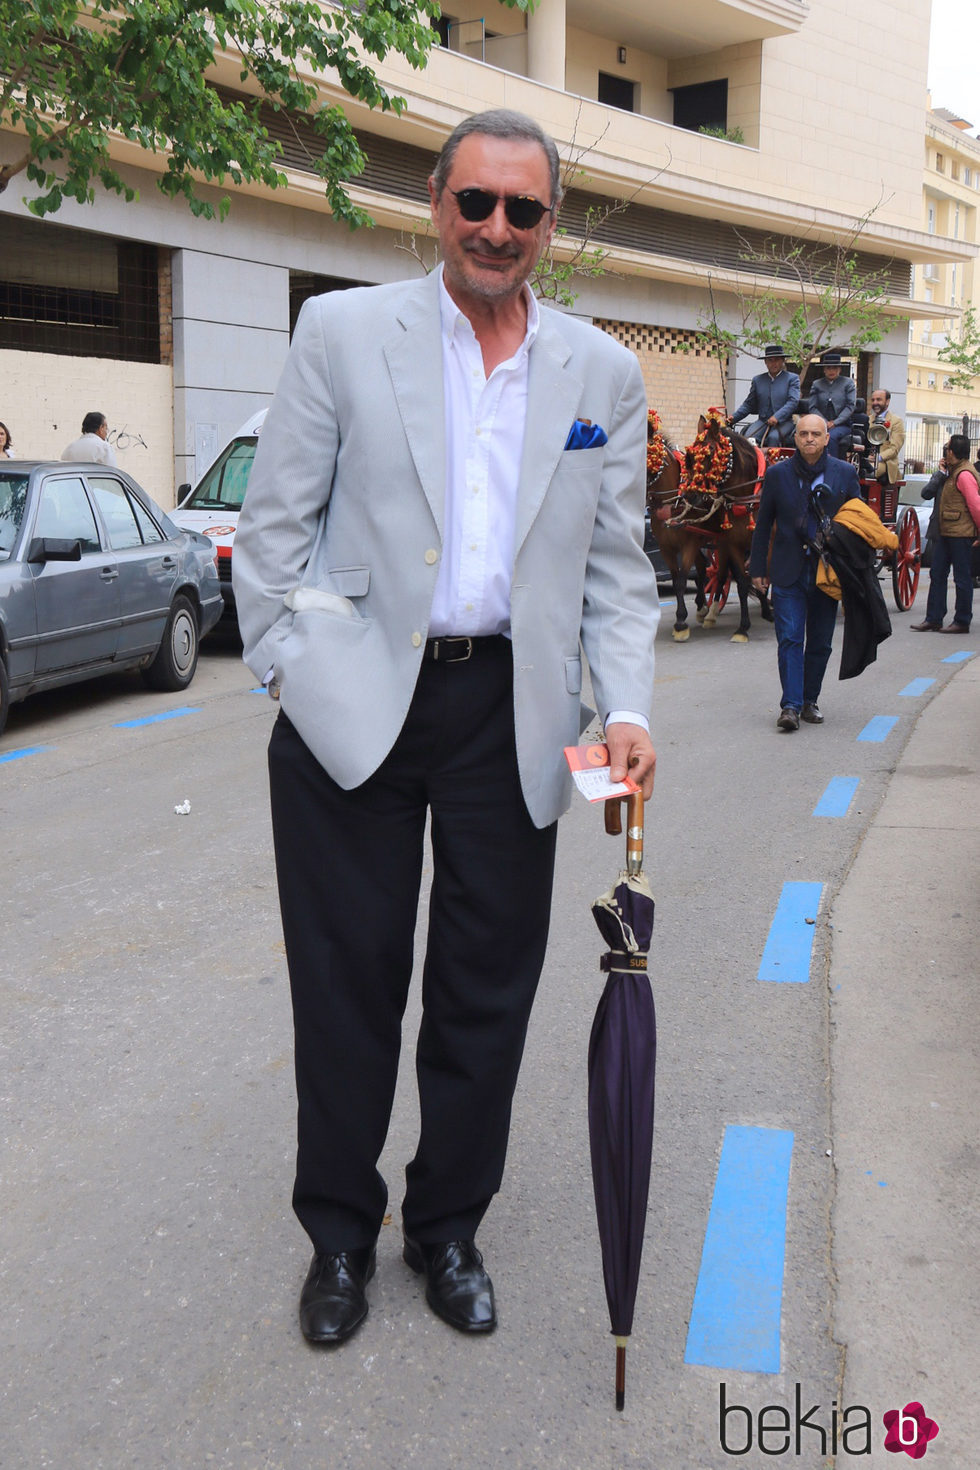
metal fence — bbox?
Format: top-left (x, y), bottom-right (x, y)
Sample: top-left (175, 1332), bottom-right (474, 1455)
top-left (903, 415), bottom-right (980, 472)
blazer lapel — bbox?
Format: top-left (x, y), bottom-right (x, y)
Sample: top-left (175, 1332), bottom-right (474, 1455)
top-left (383, 273), bottom-right (446, 536)
top-left (514, 313), bottom-right (584, 553)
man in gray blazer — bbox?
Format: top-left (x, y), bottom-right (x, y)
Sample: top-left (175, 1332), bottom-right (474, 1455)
top-left (233, 109), bottom-right (659, 1347)
top-left (806, 351), bottom-right (856, 459)
top-left (729, 346), bottom-right (801, 446)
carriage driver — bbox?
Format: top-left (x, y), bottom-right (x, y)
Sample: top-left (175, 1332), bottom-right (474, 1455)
top-left (728, 346), bottom-right (801, 448)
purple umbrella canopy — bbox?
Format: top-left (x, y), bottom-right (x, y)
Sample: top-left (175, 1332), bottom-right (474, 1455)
top-left (589, 794), bottom-right (656, 1410)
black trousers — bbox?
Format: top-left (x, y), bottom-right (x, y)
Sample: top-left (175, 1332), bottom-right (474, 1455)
top-left (268, 640), bottom-right (558, 1252)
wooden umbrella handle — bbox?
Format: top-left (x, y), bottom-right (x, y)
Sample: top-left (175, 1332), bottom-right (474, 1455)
top-left (604, 792), bottom-right (645, 875)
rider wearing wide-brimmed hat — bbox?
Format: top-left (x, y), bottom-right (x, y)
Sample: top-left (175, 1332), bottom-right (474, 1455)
top-left (729, 345), bottom-right (800, 448)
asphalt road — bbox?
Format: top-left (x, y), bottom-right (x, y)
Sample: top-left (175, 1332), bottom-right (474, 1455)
top-left (0, 596), bottom-right (963, 1469)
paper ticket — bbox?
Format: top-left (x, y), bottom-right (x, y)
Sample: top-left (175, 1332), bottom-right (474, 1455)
top-left (563, 743), bottom-right (639, 802)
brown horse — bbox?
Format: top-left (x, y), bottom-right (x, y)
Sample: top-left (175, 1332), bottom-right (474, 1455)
top-left (644, 409), bottom-right (707, 640)
top-left (668, 409), bottom-right (774, 642)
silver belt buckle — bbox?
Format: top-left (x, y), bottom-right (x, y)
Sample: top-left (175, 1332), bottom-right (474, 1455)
top-left (447, 636), bottom-right (473, 662)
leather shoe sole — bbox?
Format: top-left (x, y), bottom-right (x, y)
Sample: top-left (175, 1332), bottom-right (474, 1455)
top-left (403, 1234), bottom-right (497, 1333)
top-left (299, 1245), bottom-right (376, 1345)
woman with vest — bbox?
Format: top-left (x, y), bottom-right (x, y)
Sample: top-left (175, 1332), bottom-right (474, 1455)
top-left (911, 433), bottom-right (980, 634)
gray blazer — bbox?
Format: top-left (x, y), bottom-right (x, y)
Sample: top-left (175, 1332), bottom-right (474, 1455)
top-left (807, 375), bottom-right (856, 426)
top-left (731, 368), bottom-right (801, 429)
top-left (233, 272), bottom-right (659, 828)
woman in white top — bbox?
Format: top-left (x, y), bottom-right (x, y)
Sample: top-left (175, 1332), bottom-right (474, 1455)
top-left (0, 422), bottom-right (13, 458)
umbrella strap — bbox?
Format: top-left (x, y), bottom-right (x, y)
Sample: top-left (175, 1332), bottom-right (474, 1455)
top-left (600, 951), bottom-right (647, 973)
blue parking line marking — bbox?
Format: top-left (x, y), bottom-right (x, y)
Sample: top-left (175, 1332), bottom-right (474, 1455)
top-left (758, 881), bottom-right (823, 982)
top-left (0, 744), bottom-right (52, 765)
top-left (942, 650), bottom-right (974, 663)
top-left (898, 677), bottom-right (935, 697)
top-left (685, 1125), bottom-right (794, 1374)
top-left (112, 707), bottom-right (202, 729)
top-left (857, 715), bottom-right (898, 742)
top-left (813, 777), bottom-right (859, 818)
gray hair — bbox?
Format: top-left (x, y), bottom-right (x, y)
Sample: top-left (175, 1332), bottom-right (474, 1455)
top-left (431, 109), bottom-right (562, 212)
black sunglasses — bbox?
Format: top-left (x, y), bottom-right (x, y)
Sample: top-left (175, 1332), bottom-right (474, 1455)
top-left (449, 187), bottom-right (552, 231)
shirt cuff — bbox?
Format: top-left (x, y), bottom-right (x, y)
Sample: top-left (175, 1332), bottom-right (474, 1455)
top-left (604, 710), bottom-right (650, 734)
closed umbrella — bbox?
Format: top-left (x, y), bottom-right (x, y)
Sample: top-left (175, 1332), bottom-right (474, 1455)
top-left (588, 791), bottom-right (656, 1410)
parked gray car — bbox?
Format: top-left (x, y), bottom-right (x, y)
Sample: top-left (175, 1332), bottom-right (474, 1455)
top-left (0, 462), bottom-right (223, 734)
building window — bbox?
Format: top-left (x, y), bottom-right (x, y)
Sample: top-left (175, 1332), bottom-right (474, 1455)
top-left (927, 202), bottom-right (936, 233)
top-left (670, 79), bottom-right (728, 135)
top-left (935, 152), bottom-right (944, 173)
top-left (927, 373), bottom-right (936, 389)
top-left (0, 215), bottom-right (162, 363)
top-left (965, 167), bottom-right (973, 186)
top-left (598, 71), bottom-right (636, 112)
top-left (431, 14), bottom-right (455, 47)
top-left (954, 203), bottom-right (960, 238)
top-left (951, 264), bottom-right (958, 305)
top-left (951, 161), bottom-right (959, 181)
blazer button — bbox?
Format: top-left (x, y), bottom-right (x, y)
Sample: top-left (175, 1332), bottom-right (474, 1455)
top-left (424, 549), bottom-right (438, 564)
top-left (411, 632), bottom-right (422, 647)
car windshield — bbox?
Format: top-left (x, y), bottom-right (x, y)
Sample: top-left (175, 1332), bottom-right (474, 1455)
top-left (0, 472), bottom-right (30, 560)
top-left (183, 438), bottom-right (257, 511)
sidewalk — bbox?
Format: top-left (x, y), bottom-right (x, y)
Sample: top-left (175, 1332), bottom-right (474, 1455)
top-left (830, 650), bottom-right (979, 1465)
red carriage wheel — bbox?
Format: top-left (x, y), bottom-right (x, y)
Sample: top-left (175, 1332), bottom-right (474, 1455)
top-left (891, 506), bottom-right (921, 611)
top-left (704, 548), bottom-right (731, 611)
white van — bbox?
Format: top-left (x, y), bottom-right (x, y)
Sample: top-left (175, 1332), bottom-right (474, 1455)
top-left (171, 410), bottom-right (266, 624)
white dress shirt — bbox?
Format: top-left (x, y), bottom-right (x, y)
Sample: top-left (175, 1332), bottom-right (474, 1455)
top-left (428, 267), bottom-right (646, 735)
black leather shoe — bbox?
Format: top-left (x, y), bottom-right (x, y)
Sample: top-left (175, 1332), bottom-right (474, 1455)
top-left (299, 1245), bottom-right (376, 1345)
top-left (403, 1234), bottom-right (497, 1333)
top-left (801, 702), bottom-right (823, 724)
top-left (776, 707), bottom-right (800, 732)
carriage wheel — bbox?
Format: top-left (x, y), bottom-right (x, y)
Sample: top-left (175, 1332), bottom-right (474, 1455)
top-left (891, 506), bottom-right (921, 612)
top-left (704, 548), bottom-right (731, 612)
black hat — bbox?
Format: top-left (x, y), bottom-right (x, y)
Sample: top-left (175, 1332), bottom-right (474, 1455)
top-left (820, 351), bottom-right (843, 366)
top-left (761, 344), bottom-right (787, 359)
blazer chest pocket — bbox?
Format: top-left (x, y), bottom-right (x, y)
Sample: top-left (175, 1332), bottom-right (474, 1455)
top-left (328, 566), bottom-right (370, 598)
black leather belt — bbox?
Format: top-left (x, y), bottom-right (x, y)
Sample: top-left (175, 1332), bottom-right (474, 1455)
top-left (424, 634), bottom-right (508, 664)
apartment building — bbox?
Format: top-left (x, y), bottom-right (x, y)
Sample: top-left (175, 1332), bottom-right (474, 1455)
top-left (0, 0), bottom-right (968, 504)
top-left (905, 105), bottom-right (980, 468)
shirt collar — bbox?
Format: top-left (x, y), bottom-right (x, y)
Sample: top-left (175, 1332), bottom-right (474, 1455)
top-left (437, 263), bottom-right (540, 355)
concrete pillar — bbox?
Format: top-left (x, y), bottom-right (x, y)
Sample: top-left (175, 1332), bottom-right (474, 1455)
top-left (527, 0), bottom-right (566, 91)
top-left (171, 249), bottom-right (289, 494)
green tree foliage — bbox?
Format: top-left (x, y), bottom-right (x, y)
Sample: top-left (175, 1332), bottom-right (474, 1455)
top-left (0, 0), bottom-right (535, 224)
top-left (937, 306), bottom-right (980, 391)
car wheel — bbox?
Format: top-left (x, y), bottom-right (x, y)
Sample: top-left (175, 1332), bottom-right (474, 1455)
top-left (142, 594), bottom-right (199, 691)
top-left (0, 657), bottom-right (8, 737)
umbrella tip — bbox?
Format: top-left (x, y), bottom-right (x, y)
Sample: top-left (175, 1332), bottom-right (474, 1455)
top-left (616, 1389), bottom-right (625, 1412)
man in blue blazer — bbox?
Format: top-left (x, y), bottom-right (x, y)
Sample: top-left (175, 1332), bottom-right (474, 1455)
top-left (749, 415), bottom-right (860, 729)
top-left (234, 110), bottom-right (659, 1346)
top-left (730, 345), bottom-right (801, 446)
top-left (806, 352), bottom-right (856, 459)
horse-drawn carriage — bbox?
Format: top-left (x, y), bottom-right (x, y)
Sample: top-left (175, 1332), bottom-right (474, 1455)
top-left (645, 407), bottom-right (921, 642)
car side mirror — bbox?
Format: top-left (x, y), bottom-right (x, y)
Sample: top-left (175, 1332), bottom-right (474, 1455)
top-left (175, 483), bottom-right (192, 506)
top-left (27, 537), bottom-right (83, 564)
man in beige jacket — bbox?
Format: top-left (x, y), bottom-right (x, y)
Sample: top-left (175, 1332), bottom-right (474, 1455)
top-left (869, 388), bottom-right (904, 486)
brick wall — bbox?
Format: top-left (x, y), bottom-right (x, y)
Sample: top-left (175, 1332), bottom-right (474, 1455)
top-left (596, 319), bottom-right (729, 448)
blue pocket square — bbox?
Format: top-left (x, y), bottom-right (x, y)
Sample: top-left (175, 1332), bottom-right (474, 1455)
top-left (564, 419), bottom-right (608, 451)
